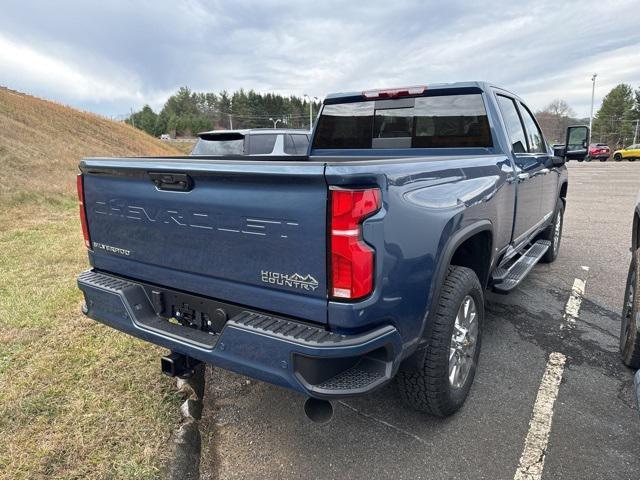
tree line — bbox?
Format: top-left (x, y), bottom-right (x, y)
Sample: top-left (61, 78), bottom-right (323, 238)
top-left (536, 83), bottom-right (640, 148)
top-left (128, 84), bottom-right (640, 148)
top-left (126, 87), bottom-right (321, 137)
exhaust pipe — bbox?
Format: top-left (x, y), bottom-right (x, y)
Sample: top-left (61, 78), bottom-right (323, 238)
top-left (303, 397), bottom-right (334, 424)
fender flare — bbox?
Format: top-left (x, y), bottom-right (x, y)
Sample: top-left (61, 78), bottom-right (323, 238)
top-left (401, 219), bottom-right (493, 370)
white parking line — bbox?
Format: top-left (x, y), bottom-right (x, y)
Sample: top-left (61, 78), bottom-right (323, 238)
top-left (563, 278), bottom-right (585, 325)
top-left (562, 266), bottom-right (589, 329)
top-left (514, 267), bottom-right (589, 479)
top-left (513, 352), bottom-right (567, 480)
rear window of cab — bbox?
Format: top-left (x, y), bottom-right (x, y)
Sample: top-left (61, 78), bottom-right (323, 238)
top-left (312, 93), bottom-right (492, 150)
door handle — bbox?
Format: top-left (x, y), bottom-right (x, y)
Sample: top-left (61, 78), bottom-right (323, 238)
top-left (149, 172), bottom-right (193, 192)
top-left (530, 168), bottom-right (550, 178)
top-left (517, 173), bottom-right (530, 181)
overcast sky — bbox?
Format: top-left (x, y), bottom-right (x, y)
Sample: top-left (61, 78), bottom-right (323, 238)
top-left (1, 0), bottom-right (639, 118)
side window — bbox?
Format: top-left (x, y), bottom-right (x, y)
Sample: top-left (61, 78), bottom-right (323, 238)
top-left (519, 103), bottom-right (546, 153)
top-left (248, 134), bottom-right (277, 154)
top-left (497, 95), bottom-right (527, 154)
top-left (291, 134), bottom-right (310, 154)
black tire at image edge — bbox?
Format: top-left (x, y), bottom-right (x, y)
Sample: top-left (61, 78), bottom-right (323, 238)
top-left (620, 248), bottom-right (640, 368)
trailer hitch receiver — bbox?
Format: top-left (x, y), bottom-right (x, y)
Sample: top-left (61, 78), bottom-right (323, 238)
top-left (161, 352), bottom-right (202, 378)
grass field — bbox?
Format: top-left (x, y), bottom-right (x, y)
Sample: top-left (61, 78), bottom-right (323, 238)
top-left (0, 88), bottom-right (185, 479)
top-left (165, 139), bottom-right (196, 155)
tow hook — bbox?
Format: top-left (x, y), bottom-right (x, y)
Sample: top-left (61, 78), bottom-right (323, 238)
top-left (161, 352), bottom-right (202, 378)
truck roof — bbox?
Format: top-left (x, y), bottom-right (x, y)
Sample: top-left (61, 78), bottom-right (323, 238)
top-left (324, 81), bottom-right (518, 103)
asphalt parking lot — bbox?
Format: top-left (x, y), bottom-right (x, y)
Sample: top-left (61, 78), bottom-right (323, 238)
top-left (199, 161), bottom-right (640, 480)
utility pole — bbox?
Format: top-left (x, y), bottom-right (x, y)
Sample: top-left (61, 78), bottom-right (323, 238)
top-left (304, 94), bottom-right (319, 132)
top-left (588, 73), bottom-right (597, 145)
top-left (633, 119), bottom-right (639, 145)
top-left (229, 114), bottom-right (233, 130)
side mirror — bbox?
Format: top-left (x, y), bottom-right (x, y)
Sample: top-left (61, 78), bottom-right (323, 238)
top-left (564, 125), bottom-right (590, 161)
top-left (553, 146), bottom-right (566, 158)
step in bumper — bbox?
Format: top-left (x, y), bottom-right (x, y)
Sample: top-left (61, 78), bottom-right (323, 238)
top-left (77, 270), bottom-right (403, 399)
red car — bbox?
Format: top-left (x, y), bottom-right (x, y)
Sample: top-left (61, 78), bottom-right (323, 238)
top-left (588, 143), bottom-right (610, 161)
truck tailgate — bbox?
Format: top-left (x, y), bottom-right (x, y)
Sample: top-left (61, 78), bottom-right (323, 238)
top-left (80, 158), bottom-right (327, 323)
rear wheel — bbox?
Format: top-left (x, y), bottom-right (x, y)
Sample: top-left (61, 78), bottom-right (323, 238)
top-left (396, 266), bottom-right (483, 416)
top-left (621, 249), bottom-right (640, 368)
top-left (600, 158), bottom-right (607, 162)
top-left (539, 198), bottom-right (564, 263)
top-left (614, 153), bottom-right (622, 161)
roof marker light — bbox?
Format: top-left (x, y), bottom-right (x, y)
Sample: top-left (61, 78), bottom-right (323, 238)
top-left (362, 86), bottom-right (428, 99)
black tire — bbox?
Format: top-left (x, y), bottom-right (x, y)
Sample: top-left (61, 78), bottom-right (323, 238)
top-left (396, 266), bottom-right (483, 416)
top-left (631, 158), bottom-right (637, 162)
top-left (599, 158), bottom-right (607, 162)
top-left (614, 153), bottom-right (622, 161)
top-left (538, 198), bottom-right (564, 263)
top-left (577, 158), bottom-right (584, 162)
top-left (621, 248), bottom-right (640, 368)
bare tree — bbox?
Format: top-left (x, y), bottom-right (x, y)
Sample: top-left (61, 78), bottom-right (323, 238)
top-left (536, 99), bottom-right (577, 144)
top-left (543, 99), bottom-right (575, 118)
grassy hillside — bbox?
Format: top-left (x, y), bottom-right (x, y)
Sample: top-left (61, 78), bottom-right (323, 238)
top-left (0, 89), bottom-right (183, 479)
top-left (0, 87), bottom-right (181, 204)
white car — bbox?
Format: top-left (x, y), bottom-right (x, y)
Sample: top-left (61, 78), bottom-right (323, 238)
top-left (160, 134), bottom-right (171, 141)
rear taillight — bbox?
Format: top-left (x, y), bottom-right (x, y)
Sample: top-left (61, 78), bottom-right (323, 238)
top-left (76, 174), bottom-right (91, 249)
top-left (329, 187), bottom-right (381, 300)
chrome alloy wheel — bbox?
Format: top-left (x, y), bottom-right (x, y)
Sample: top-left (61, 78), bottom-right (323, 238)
top-left (449, 295), bottom-right (479, 388)
top-left (553, 209), bottom-right (562, 254)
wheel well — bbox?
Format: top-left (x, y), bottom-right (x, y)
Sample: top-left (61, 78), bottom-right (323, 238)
top-left (449, 230), bottom-right (492, 288)
top-left (633, 213), bottom-right (640, 250)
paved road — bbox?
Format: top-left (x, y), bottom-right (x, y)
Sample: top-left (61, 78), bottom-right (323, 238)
top-left (200, 162), bottom-right (640, 480)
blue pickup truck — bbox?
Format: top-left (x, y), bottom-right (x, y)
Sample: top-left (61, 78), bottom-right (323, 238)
top-left (76, 82), bottom-right (588, 420)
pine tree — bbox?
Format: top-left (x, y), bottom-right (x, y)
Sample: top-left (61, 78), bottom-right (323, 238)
top-left (125, 104), bottom-right (157, 136)
top-left (592, 84), bottom-right (635, 148)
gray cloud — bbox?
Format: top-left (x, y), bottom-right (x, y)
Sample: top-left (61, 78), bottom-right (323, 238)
top-left (1, 0), bottom-right (639, 117)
